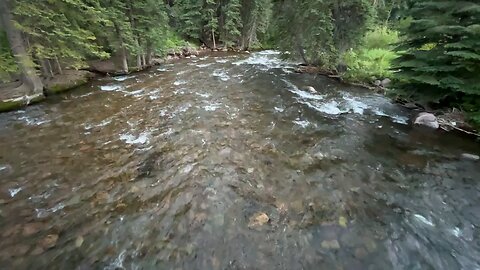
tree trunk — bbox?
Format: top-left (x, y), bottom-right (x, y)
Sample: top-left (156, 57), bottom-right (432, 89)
top-left (113, 21), bottom-right (129, 74)
top-left (40, 59), bottom-right (54, 78)
top-left (146, 41), bottom-right (153, 66)
top-left (212, 30), bottom-right (217, 49)
top-left (54, 56), bottom-right (63, 75)
top-left (0, 0), bottom-right (43, 95)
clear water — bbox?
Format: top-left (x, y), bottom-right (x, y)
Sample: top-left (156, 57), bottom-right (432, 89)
top-left (0, 51), bottom-right (479, 269)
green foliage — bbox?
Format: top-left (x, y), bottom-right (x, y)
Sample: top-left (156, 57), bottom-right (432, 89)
top-left (343, 26), bottom-right (399, 81)
top-left (0, 31), bottom-right (18, 81)
top-left (270, 0), bottom-right (373, 68)
top-left (222, 0), bottom-right (242, 47)
top-left (392, 0), bottom-right (480, 125)
top-left (173, 0), bottom-right (203, 39)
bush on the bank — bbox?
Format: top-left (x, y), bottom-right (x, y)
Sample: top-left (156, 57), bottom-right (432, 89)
top-left (343, 26), bottom-right (399, 82)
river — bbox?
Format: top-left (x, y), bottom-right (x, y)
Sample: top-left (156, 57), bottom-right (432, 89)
top-left (0, 51), bottom-right (479, 269)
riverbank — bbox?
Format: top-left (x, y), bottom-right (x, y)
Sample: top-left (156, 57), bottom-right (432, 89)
top-left (294, 64), bottom-right (479, 136)
top-left (0, 46), bottom-right (209, 113)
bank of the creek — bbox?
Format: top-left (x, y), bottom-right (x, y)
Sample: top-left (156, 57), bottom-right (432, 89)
top-left (0, 51), bottom-right (479, 269)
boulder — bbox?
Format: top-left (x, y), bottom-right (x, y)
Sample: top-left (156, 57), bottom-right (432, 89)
top-left (381, 78), bottom-right (391, 88)
top-left (44, 70), bottom-right (95, 94)
top-left (414, 112), bottom-right (439, 129)
top-left (305, 86), bottom-right (317, 93)
top-left (461, 153), bottom-right (479, 161)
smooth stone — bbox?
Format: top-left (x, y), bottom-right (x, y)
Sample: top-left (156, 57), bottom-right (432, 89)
top-left (461, 153), bottom-right (479, 161)
top-left (248, 212), bottom-right (269, 227)
top-left (414, 112), bottom-right (439, 129)
top-left (321, 239), bottom-right (340, 249)
top-left (305, 86), bottom-right (317, 93)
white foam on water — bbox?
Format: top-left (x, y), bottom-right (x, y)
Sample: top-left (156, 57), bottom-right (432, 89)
top-left (212, 69), bottom-right (230, 81)
top-left (100, 85), bottom-right (124, 91)
top-left (282, 79), bottom-right (324, 100)
top-left (233, 50), bottom-right (293, 70)
top-left (0, 165), bottom-right (9, 172)
top-left (113, 75), bottom-right (135, 82)
top-left (18, 116), bottom-right (50, 126)
top-left (274, 107), bottom-right (285, 112)
top-left (204, 102), bottom-right (222, 112)
top-left (120, 132), bottom-right (150, 145)
top-left (293, 119), bottom-right (311, 128)
top-left (174, 80), bottom-right (188, 86)
top-left (215, 59), bottom-right (229, 63)
top-left (196, 63), bottom-right (213, 68)
top-left (177, 70), bottom-right (188, 75)
top-left (8, 187), bottom-right (22, 197)
top-left (157, 67), bottom-right (168, 72)
top-left (450, 227), bottom-right (462, 237)
top-left (195, 92), bottom-right (211, 98)
top-left (413, 214), bottom-right (435, 227)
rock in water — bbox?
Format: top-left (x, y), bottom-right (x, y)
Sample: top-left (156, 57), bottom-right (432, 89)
top-left (305, 86), bottom-right (317, 93)
top-left (248, 212), bottom-right (269, 228)
top-left (461, 153), bottom-right (479, 161)
top-left (321, 240), bottom-right (340, 249)
top-left (414, 112), bottom-right (439, 129)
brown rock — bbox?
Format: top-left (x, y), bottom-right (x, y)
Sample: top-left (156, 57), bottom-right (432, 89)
top-left (22, 222), bottom-right (44, 237)
top-left (248, 212), bottom-right (269, 228)
top-left (30, 246), bottom-right (45, 256)
top-left (39, 234), bottom-right (59, 250)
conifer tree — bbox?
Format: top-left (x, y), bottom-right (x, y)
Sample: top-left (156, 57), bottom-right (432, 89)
top-left (393, 1), bottom-right (480, 124)
top-left (222, 0), bottom-right (242, 47)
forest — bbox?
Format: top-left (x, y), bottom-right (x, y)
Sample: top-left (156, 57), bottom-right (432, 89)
top-left (0, 0), bottom-right (479, 126)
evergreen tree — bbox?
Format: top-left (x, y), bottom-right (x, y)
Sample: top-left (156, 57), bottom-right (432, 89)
top-left (393, 1), bottom-right (480, 124)
top-left (174, 0), bottom-right (203, 39)
top-left (222, 0), bottom-right (242, 47)
top-left (203, 0), bottom-right (220, 48)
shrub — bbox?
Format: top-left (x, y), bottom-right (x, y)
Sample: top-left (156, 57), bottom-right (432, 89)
top-left (342, 26), bottom-right (399, 82)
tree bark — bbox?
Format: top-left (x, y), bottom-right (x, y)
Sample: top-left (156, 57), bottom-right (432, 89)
top-left (212, 30), bottom-right (217, 49)
top-left (0, 0), bottom-right (43, 95)
top-left (54, 55), bottom-right (63, 75)
top-left (40, 59), bottom-right (54, 78)
top-left (113, 21), bottom-right (129, 74)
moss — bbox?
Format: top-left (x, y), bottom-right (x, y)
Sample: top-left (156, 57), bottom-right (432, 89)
top-left (45, 77), bottom-right (88, 94)
top-left (0, 98), bottom-right (25, 112)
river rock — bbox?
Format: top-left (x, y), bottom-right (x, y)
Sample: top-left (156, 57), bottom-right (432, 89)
top-left (414, 112), bottom-right (439, 129)
top-left (305, 86), bottom-right (317, 93)
top-left (381, 78), bottom-right (391, 88)
top-left (39, 234), bottom-right (59, 249)
top-left (461, 153), bottom-right (479, 161)
top-left (248, 212), bottom-right (269, 227)
top-left (321, 239), bottom-right (340, 249)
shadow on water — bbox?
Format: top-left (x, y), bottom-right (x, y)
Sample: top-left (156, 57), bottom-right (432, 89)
top-left (0, 51), bottom-right (479, 269)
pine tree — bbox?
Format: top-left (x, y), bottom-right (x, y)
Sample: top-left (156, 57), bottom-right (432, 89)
top-left (222, 0), bottom-right (242, 47)
top-left (393, 1), bottom-right (480, 124)
top-left (203, 0), bottom-right (220, 48)
top-left (174, 0), bottom-right (203, 39)
top-left (0, 0), bottom-right (43, 95)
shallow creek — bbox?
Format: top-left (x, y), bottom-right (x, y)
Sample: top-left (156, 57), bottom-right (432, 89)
top-left (0, 51), bottom-right (479, 269)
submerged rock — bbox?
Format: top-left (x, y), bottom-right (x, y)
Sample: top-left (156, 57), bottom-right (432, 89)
top-left (248, 212), bottom-right (269, 228)
top-left (414, 112), bottom-right (439, 129)
top-left (461, 153), bottom-right (479, 161)
top-left (321, 239), bottom-right (340, 249)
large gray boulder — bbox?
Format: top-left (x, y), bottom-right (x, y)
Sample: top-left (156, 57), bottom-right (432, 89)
top-left (414, 112), bottom-right (439, 129)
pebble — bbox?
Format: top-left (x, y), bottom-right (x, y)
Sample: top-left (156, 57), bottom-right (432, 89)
top-left (321, 239), bottom-right (340, 249)
top-left (248, 212), bottom-right (269, 227)
top-left (75, 236), bottom-right (84, 247)
top-left (39, 234), bottom-right (59, 249)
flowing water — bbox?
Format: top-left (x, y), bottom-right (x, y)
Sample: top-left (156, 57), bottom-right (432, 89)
top-left (0, 51), bottom-right (480, 270)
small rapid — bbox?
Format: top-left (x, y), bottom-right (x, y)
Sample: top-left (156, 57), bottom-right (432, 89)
top-left (0, 51), bottom-right (479, 269)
